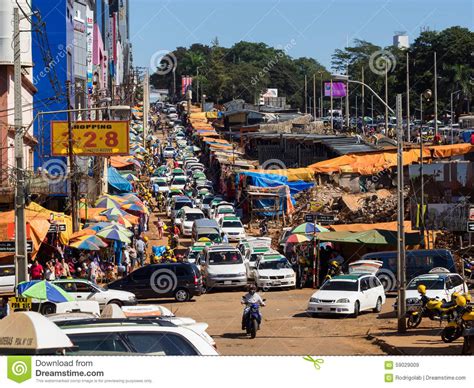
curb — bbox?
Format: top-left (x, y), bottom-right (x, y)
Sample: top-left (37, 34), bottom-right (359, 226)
top-left (366, 333), bottom-right (405, 355)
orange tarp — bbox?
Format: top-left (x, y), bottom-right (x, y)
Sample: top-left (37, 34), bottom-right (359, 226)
top-left (329, 221), bottom-right (414, 233)
top-left (110, 155), bottom-right (134, 168)
top-left (202, 137), bottom-right (229, 144)
top-left (430, 144), bottom-right (474, 158)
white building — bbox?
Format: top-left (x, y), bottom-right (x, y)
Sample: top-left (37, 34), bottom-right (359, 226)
top-left (393, 33), bottom-right (409, 49)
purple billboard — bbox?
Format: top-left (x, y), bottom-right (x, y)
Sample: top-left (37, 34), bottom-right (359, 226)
top-left (324, 82), bottom-right (347, 97)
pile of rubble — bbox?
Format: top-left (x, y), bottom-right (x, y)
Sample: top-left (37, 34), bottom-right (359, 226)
top-left (291, 183), bottom-right (408, 225)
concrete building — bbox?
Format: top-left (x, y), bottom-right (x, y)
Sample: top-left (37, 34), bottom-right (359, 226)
top-left (0, 0), bottom-right (37, 208)
top-left (393, 32), bottom-right (409, 49)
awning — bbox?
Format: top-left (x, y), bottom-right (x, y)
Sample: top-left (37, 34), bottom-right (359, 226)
top-left (108, 167), bottom-right (133, 193)
top-left (315, 229), bottom-right (422, 245)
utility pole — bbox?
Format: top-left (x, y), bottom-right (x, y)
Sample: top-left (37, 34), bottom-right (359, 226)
top-left (361, 67), bottom-right (365, 134)
top-left (304, 74), bottom-right (308, 114)
top-left (345, 67), bottom-right (349, 129)
top-left (312, 73), bottom-right (316, 120)
top-left (396, 93), bottom-right (406, 333)
top-left (330, 79), bottom-right (334, 130)
top-left (385, 61), bottom-right (389, 136)
top-left (320, 72), bottom-right (323, 118)
top-left (406, 52), bottom-right (411, 142)
top-left (172, 67), bottom-right (176, 102)
top-left (66, 80), bottom-right (79, 233)
top-left (434, 51), bottom-right (438, 137)
top-left (143, 68), bottom-right (149, 147)
top-left (13, 7), bottom-right (28, 287)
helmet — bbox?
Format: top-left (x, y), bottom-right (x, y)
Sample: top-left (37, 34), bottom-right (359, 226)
top-left (248, 284), bottom-right (257, 294)
top-left (456, 295), bottom-right (467, 307)
top-left (143, 236), bottom-right (149, 242)
top-left (464, 293), bottom-right (472, 303)
top-left (417, 284), bottom-right (427, 294)
top-left (330, 260), bottom-right (339, 267)
top-left (166, 245), bottom-right (171, 250)
top-left (451, 292), bottom-right (460, 301)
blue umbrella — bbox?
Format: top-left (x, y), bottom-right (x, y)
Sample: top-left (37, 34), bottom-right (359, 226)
top-left (17, 280), bottom-right (74, 303)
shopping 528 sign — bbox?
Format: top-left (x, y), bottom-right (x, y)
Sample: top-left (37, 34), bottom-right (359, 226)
top-left (51, 121), bottom-right (129, 156)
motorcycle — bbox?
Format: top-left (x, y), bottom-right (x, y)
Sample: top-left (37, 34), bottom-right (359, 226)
top-left (407, 292), bottom-right (458, 329)
top-left (441, 295), bottom-right (474, 343)
top-left (259, 220), bottom-right (268, 236)
top-left (242, 298), bottom-right (265, 339)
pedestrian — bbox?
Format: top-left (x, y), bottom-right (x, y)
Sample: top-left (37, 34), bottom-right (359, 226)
top-left (157, 217), bottom-right (164, 239)
top-left (88, 257), bottom-right (99, 284)
top-left (54, 259), bottom-right (63, 279)
top-left (29, 260), bottom-right (44, 280)
top-left (221, 232), bottom-right (229, 244)
top-left (0, 297), bottom-right (10, 319)
top-left (135, 237), bottom-right (146, 267)
top-left (61, 258), bottom-right (71, 278)
top-left (129, 246), bottom-right (137, 269)
top-left (44, 261), bottom-right (55, 281)
top-left (330, 251), bottom-right (345, 266)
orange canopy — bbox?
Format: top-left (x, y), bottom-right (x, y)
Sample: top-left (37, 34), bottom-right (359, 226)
top-left (329, 221), bottom-right (414, 233)
top-left (110, 156), bottom-right (134, 168)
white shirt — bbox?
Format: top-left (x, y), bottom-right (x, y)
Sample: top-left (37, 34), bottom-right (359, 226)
top-left (242, 292), bottom-right (264, 305)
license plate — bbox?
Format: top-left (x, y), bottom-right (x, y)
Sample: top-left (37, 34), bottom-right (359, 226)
top-left (273, 282), bottom-right (281, 286)
top-left (224, 281), bottom-right (232, 285)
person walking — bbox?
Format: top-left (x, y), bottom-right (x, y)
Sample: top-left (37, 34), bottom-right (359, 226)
top-left (135, 237), bottom-right (146, 267)
top-left (157, 217), bottom-right (164, 239)
top-left (29, 261), bottom-right (44, 280)
top-left (0, 297), bottom-right (10, 319)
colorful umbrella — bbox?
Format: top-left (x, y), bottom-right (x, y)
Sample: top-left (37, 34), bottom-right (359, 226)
top-left (95, 197), bottom-right (121, 209)
top-left (71, 234), bottom-right (108, 248)
top-left (96, 228), bottom-right (131, 243)
top-left (116, 215), bottom-right (133, 228)
top-left (285, 234), bottom-right (311, 243)
top-left (121, 202), bottom-right (147, 213)
top-left (122, 173), bottom-right (139, 182)
top-left (100, 208), bottom-right (128, 219)
top-left (100, 224), bottom-right (134, 237)
top-left (18, 280), bottom-right (74, 303)
top-left (69, 238), bottom-right (101, 251)
top-left (291, 222), bottom-right (329, 234)
top-left (85, 222), bottom-right (114, 231)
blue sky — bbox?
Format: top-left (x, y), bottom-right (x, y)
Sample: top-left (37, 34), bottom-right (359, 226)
top-left (130, 0), bottom-right (473, 70)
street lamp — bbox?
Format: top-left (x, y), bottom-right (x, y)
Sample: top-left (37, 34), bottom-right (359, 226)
top-left (419, 89), bottom-right (431, 250)
top-left (451, 90), bottom-right (462, 144)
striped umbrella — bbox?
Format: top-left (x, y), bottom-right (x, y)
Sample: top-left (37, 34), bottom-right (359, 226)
top-left (97, 228), bottom-right (131, 243)
top-left (71, 234), bottom-right (108, 248)
top-left (286, 234), bottom-right (311, 243)
top-left (69, 238), bottom-right (101, 251)
top-left (100, 208), bottom-right (128, 219)
top-left (121, 202), bottom-right (147, 213)
top-left (95, 197), bottom-right (121, 209)
top-left (18, 281), bottom-right (74, 303)
top-left (291, 222), bottom-right (329, 234)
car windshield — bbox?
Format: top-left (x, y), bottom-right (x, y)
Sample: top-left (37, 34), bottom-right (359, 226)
top-left (407, 278), bottom-right (445, 290)
top-left (199, 233), bottom-right (221, 242)
top-left (209, 251), bottom-right (242, 264)
top-left (175, 201), bottom-right (192, 210)
top-left (185, 213), bottom-right (204, 221)
top-left (157, 181), bottom-right (167, 186)
top-left (320, 280), bottom-right (358, 291)
top-left (218, 208), bottom-right (234, 214)
top-left (222, 221), bottom-right (242, 228)
top-left (258, 259), bottom-right (291, 270)
top-left (164, 148), bottom-right (174, 152)
top-left (202, 197), bottom-right (214, 205)
top-left (173, 177), bottom-right (186, 184)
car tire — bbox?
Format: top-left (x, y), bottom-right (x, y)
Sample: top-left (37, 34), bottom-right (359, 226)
top-left (40, 302), bottom-right (56, 315)
top-left (352, 301), bottom-right (360, 318)
top-left (311, 313), bottom-right (319, 318)
top-left (108, 300), bottom-right (123, 307)
top-left (174, 288), bottom-right (190, 302)
top-left (373, 297), bottom-right (382, 313)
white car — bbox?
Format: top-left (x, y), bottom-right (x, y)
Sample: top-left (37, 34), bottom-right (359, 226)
top-left (0, 264), bottom-right (15, 293)
top-left (151, 177), bottom-right (170, 194)
top-left (219, 216), bottom-right (246, 241)
top-left (307, 273), bottom-right (386, 317)
top-left (180, 207), bottom-right (205, 236)
top-left (200, 245), bottom-right (247, 289)
top-left (52, 279), bottom-right (137, 308)
top-left (170, 175), bottom-right (187, 190)
top-left (58, 320), bottom-right (219, 355)
top-left (253, 254), bottom-right (296, 289)
top-left (213, 206), bottom-right (236, 222)
top-left (163, 146), bottom-right (176, 158)
top-left (402, 272), bottom-right (468, 311)
top-left (244, 246), bottom-right (274, 279)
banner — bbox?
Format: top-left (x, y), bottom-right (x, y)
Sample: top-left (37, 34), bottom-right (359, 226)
top-left (324, 81), bottom-right (347, 97)
top-left (51, 121), bottom-right (129, 156)
top-left (181, 76), bottom-right (192, 95)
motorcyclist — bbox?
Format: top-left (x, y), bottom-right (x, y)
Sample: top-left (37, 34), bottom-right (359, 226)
top-left (241, 284), bottom-right (265, 330)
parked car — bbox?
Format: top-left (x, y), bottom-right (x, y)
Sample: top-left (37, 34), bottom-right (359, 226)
top-left (170, 176), bottom-right (187, 190)
top-left (360, 249), bottom-right (457, 292)
top-left (244, 246), bottom-right (273, 278)
top-left (0, 264), bottom-right (15, 294)
top-left (219, 216), bottom-right (246, 241)
top-left (52, 279), bottom-right (137, 310)
top-left (108, 263), bottom-right (202, 302)
top-left (401, 271), bottom-right (468, 311)
top-left (212, 206), bottom-right (236, 222)
top-left (307, 273), bottom-right (386, 317)
top-left (169, 195), bottom-right (193, 219)
top-left (253, 254), bottom-right (296, 290)
top-left (199, 195), bottom-right (215, 217)
top-left (180, 207), bottom-right (205, 236)
top-left (192, 218), bottom-right (220, 242)
top-left (58, 319), bottom-right (218, 355)
top-left (152, 177), bottom-right (170, 194)
top-left (200, 245), bottom-right (247, 290)
top-left (163, 146), bottom-right (176, 158)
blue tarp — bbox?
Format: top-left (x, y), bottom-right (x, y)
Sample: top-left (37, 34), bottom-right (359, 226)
top-left (462, 130), bottom-right (474, 143)
top-left (108, 167), bottom-right (133, 193)
top-left (238, 171), bottom-right (314, 216)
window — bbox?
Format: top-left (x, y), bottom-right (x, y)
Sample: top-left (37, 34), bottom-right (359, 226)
top-left (131, 267), bottom-right (153, 281)
top-left (186, 213), bottom-right (204, 221)
top-left (223, 221), bottom-right (243, 228)
top-left (68, 333), bottom-right (128, 354)
top-left (407, 278), bottom-right (444, 290)
top-left (360, 278), bottom-right (370, 291)
top-left (125, 333), bottom-right (198, 355)
top-left (208, 251), bottom-right (242, 264)
top-left (175, 266), bottom-right (190, 277)
top-left (450, 275), bottom-right (463, 288)
top-left (56, 282), bottom-right (77, 292)
top-left (0, 266), bottom-right (14, 277)
top-left (258, 260), bottom-right (291, 270)
top-left (320, 281), bottom-right (358, 292)
top-left (75, 282), bottom-right (94, 293)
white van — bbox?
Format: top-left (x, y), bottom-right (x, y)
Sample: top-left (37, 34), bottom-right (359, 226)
top-left (200, 245), bottom-right (247, 290)
top-left (0, 265), bottom-right (15, 294)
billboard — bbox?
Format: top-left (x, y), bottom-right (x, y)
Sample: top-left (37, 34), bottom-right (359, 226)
top-left (51, 121), bottom-right (129, 156)
top-left (181, 76), bottom-right (192, 96)
top-left (324, 82), bottom-right (347, 97)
